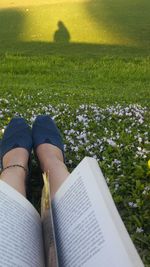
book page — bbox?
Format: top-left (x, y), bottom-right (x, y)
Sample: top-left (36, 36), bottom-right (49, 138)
top-left (52, 157), bottom-right (144, 267)
top-left (88, 157), bottom-right (144, 267)
top-left (0, 180), bottom-right (45, 267)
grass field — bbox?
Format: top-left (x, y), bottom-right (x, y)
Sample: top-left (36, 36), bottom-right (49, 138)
top-left (0, 0), bottom-right (150, 265)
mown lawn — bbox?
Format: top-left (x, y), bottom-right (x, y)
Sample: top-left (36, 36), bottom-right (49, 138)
top-left (0, 0), bottom-right (150, 265)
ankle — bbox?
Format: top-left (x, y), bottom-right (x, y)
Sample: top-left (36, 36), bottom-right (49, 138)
top-left (36, 143), bottom-right (64, 171)
top-left (41, 155), bottom-right (66, 173)
top-left (36, 144), bottom-right (63, 159)
top-left (0, 167), bottom-right (26, 197)
top-left (0, 149), bottom-right (28, 198)
top-left (2, 148), bottom-right (29, 170)
top-left (0, 166), bottom-right (26, 184)
top-left (1, 164), bottom-right (28, 177)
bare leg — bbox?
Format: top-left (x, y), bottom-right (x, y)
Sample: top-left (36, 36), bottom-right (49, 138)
top-left (36, 144), bottom-right (70, 199)
top-left (0, 148), bottom-right (29, 197)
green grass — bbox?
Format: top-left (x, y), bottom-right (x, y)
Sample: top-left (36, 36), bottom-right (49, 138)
top-left (0, 0), bottom-right (150, 55)
top-left (0, 54), bottom-right (149, 107)
top-left (0, 0), bottom-right (150, 265)
top-left (0, 0), bottom-right (150, 48)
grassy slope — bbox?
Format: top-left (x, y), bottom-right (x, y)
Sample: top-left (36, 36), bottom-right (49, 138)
top-left (0, 0), bottom-right (150, 106)
top-left (0, 0), bottom-right (150, 51)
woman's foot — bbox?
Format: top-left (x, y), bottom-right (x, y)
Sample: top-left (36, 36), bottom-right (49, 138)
top-left (0, 117), bottom-right (32, 196)
top-left (36, 143), bottom-right (64, 172)
top-left (36, 143), bottom-right (69, 199)
top-left (32, 115), bottom-right (69, 198)
top-left (1, 148), bottom-right (29, 196)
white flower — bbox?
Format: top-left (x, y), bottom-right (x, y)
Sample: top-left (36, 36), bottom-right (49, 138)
top-left (106, 177), bottom-right (110, 184)
top-left (76, 115), bottom-right (87, 123)
top-left (74, 147), bottom-right (79, 152)
top-left (69, 129), bottom-right (75, 134)
top-left (128, 202), bottom-right (138, 208)
top-left (142, 186), bottom-right (150, 195)
top-left (115, 184), bottom-right (119, 191)
top-left (138, 137), bottom-right (142, 143)
top-left (113, 159), bottom-right (121, 165)
top-left (139, 118), bottom-right (144, 124)
top-left (136, 227), bottom-right (144, 233)
top-left (107, 139), bottom-right (117, 147)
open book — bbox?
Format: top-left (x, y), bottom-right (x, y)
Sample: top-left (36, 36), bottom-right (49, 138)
top-left (0, 157), bottom-right (144, 267)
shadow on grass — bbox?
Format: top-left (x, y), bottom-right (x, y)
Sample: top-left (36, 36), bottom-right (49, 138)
top-left (1, 40), bottom-right (148, 57)
top-left (0, 8), bottom-right (24, 44)
top-left (84, 0), bottom-right (150, 47)
top-left (53, 21), bottom-right (71, 43)
top-left (0, 7), bottom-right (149, 57)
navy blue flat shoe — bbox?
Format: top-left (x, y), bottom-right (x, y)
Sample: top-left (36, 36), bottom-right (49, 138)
top-left (32, 115), bottom-right (65, 160)
top-left (0, 117), bottom-right (32, 168)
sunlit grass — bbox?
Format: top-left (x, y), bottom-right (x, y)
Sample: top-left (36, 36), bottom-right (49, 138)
top-left (20, 3), bottom-right (118, 45)
top-left (1, 0), bottom-right (150, 47)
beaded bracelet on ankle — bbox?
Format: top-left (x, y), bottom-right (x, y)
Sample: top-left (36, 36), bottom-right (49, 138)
top-left (0, 164), bottom-right (28, 175)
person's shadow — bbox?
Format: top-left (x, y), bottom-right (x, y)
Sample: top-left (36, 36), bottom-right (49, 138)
top-left (53, 21), bottom-right (70, 44)
top-left (0, 8), bottom-right (145, 56)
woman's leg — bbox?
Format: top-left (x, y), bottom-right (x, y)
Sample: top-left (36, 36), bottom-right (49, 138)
top-left (36, 143), bottom-right (70, 199)
top-left (0, 148), bottom-right (29, 197)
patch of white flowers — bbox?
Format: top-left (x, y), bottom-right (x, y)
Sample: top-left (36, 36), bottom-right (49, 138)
top-left (0, 96), bottom-right (149, 236)
top-left (0, 100), bottom-right (149, 164)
